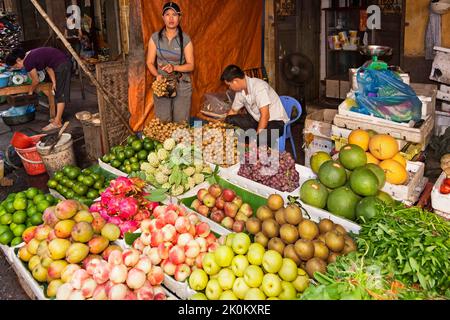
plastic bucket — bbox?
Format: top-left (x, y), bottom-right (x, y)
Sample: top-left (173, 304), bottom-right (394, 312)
top-left (14, 134), bottom-right (47, 176)
top-left (36, 133), bottom-right (77, 177)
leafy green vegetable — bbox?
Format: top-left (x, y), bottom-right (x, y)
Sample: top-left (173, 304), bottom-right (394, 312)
top-left (356, 204), bottom-right (450, 295)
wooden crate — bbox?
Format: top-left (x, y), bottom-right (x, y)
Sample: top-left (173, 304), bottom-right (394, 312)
top-left (96, 61), bottom-right (131, 154)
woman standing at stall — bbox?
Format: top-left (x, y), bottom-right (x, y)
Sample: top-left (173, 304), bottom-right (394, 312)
top-left (146, 2), bottom-right (194, 123)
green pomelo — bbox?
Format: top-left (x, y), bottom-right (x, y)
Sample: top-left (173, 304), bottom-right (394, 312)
top-left (326, 187), bottom-right (360, 221)
top-left (356, 196), bottom-right (383, 222)
top-left (339, 144), bottom-right (367, 170)
top-left (376, 191), bottom-right (395, 205)
top-left (365, 164), bottom-right (386, 189)
top-left (318, 161), bottom-right (347, 189)
top-left (300, 179), bottom-right (329, 209)
top-left (310, 152), bottom-right (332, 174)
top-left (349, 168), bottom-right (379, 197)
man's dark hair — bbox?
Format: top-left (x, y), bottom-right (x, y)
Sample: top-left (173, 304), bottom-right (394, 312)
top-left (221, 65), bottom-right (245, 82)
top-left (5, 48), bottom-right (26, 66)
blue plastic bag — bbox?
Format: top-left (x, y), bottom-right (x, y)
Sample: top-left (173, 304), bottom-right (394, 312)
top-left (355, 68), bottom-right (422, 123)
top-left (5, 104), bottom-right (36, 116)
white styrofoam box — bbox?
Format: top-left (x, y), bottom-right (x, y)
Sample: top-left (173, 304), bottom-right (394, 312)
top-left (442, 102), bottom-right (450, 112)
top-left (435, 110), bottom-right (450, 136)
top-left (350, 68), bottom-right (410, 91)
top-left (163, 274), bottom-right (196, 300)
top-left (437, 90), bottom-right (450, 102)
top-left (49, 188), bottom-right (66, 201)
top-left (431, 172), bottom-right (450, 215)
top-left (330, 125), bottom-right (409, 151)
top-left (98, 159), bottom-right (127, 177)
top-left (380, 161), bottom-right (425, 203)
top-left (221, 164), bottom-right (361, 234)
top-left (304, 137), bottom-right (334, 168)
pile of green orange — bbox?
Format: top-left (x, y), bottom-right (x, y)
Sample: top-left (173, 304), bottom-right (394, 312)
top-left (101, 135), bottom-right (157, 174)
top-left (0, 188), bottom-right (58, 246)
top-left (47, 166), bottom-right (110, 205)
top-left (301, 145), bottom-right (396, 223)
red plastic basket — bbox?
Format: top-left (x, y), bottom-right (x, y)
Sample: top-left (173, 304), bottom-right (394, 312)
top-left (11, 131), bottom-right (35, 149)
top-left (14, 134), bottom-right (47, 176)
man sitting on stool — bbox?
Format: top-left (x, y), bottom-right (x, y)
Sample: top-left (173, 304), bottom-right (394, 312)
top-left (221, 65), bottom-right (289, 148)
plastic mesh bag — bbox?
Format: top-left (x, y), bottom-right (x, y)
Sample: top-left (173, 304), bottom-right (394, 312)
top-left (355, 69), bottom-right (422, 123)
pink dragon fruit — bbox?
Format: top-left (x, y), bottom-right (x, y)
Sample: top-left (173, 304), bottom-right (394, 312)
top-left (118, 197), bottom-right (139, 220)
top-left (108, 216), bottom-right (122, 226)
top-left (99, 209), bottom-right (109, 221)
top-left (100, 189), bottom-right (114, 207)
top-left (106, 196), bottom-right (122, 216)
top-left (90, 202), bottom-right (102, 213)
top-left (119, 220), bottom-right (139, 236)
top-left (109, 177), bottom-right (134, 195)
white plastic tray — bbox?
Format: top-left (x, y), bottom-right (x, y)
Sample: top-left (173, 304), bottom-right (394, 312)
top-left (163, 274), bottom-right (196, 300)
top-left (98, 159), bottom-right (128, 177)
top-left (431, 172), bottom-right (450, 215)
top-left (221, 164), bottom-right (361, 234)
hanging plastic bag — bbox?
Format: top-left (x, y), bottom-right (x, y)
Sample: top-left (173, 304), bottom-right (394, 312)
top-left (355, 68), bottom-right (422, 123)
top-left (200, 91), bottom-right (233, 118)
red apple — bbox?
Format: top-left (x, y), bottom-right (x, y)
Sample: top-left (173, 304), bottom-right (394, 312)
top-left (203, 194), bottom-right (216, 208)
top-left (197, 189), bottom-right (208, 202)
top-left (210, 210), bottom-right (225, 223)
top-left (224, 202), bottom-right (239, 218)
top-left (215, 197), bottom-right (225, 210)
top-left (222, 189), bottom-right (236, 202)
top-left (191, 199), bottom-right (201, 211)
top-left (221, 217), bottom-right (234, 230)
top-left (197, 205), bottom-right (210, 217)
top-left (208, 184), bottom-right (223, 198)
top-left (232, 220), bottom-right (245, 233)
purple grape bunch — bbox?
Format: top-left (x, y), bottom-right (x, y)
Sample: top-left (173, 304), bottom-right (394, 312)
top-left (238, 149), bottom-right (299, 192)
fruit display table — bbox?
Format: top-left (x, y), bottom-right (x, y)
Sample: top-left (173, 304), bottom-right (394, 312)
top-left (0, 82), bottom-right (56, 119)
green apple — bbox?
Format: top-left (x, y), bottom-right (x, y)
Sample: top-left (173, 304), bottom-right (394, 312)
top-left (205, 278), bottom-right (223, 300)
top-left (244, 288), bottom-right (266, 300)
top-left (261, 273), bottom-right (282, 297)
top-left (247, 243), bottom-right (265, 266)
top-left (214, 245), bottom-right (234, 267)
top-left (278, 281), bottom-right (297, 300)
top-left (267, 297), bottom-right (280, 300)
top-left (278, 258), bottom-right (298, 282)
top-left (218, 268), bottom-right (235, 290)
top-left (262, 250), bottom-right (283, 274)
top-left (203, 252), bottom-right (221, 275)
top-left (231, 255), bottom-right (249, 277)
top-left (190, 292), bottom-right (208, 300)
top-left (189, 269), bottom-right (209, 291)
top-left (231, 233), bottom-right (251, 255)
top-left (243, 265), bottom-right (264, 288)
top-left (219, 290), bottom-right (238, 300)
top-left (225, 233), bottom-right (235, 247)
top-left (292, 268), bottom-right (310, 293)
top-left (232, 277), bottom-right (250, 300)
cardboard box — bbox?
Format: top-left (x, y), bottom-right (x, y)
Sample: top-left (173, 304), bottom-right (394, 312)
top-left (304, 109), bottom-right (337, 138)
top-left (303, 109), bottom-right (337, 167)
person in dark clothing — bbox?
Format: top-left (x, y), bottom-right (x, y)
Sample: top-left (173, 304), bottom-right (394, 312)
top-left (6, 47), bottom-right (72, 132)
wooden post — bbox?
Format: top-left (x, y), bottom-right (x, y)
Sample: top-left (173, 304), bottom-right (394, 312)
top-left (30, 0), bottom-right (134, 134)
top-left (127, 0), bottom-right (146, 130)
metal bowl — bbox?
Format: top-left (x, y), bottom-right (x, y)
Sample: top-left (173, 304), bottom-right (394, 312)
top-left (1, 111), bottom-right (36, 126)
top-left (359, 45), bottom-right (393, 57)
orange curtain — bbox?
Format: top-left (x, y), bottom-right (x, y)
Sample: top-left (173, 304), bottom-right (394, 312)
top-left (129, 0), bottom-right (263, 131)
